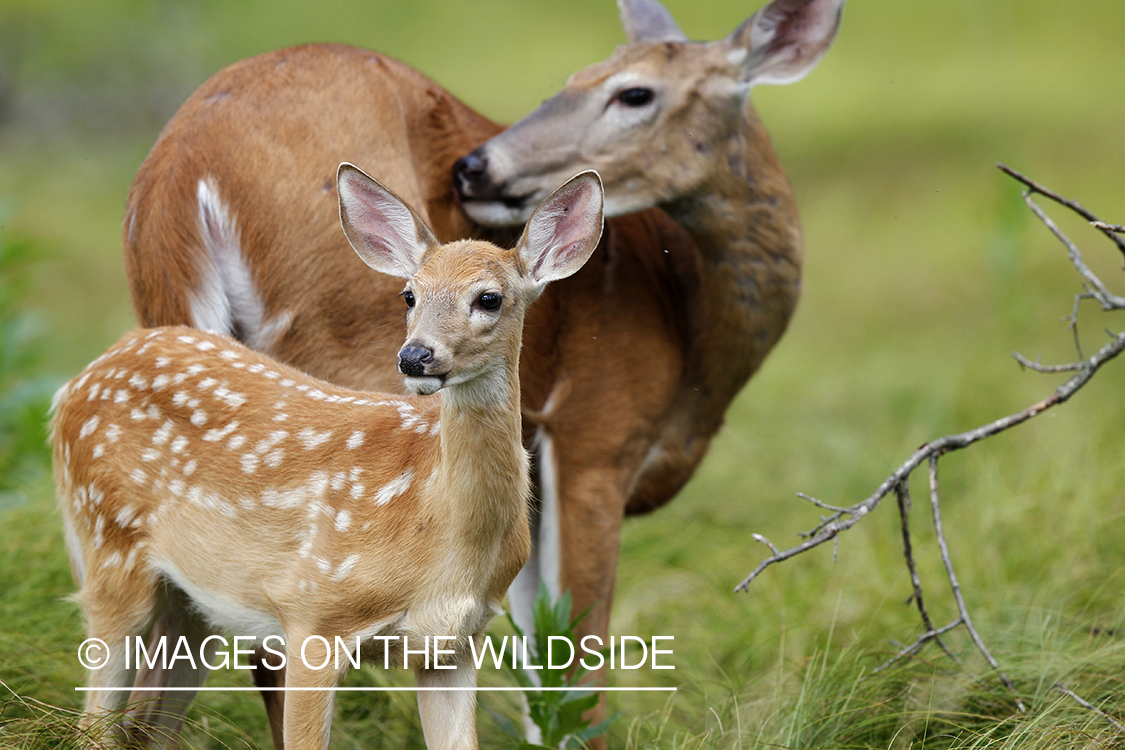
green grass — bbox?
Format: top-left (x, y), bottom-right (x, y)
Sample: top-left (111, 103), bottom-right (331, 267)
top-left (2, 0), bottom-right (1125, 746)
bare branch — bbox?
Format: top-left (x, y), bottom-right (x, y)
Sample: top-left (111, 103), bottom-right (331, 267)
top-left (734, 327), bottom-right (1125, 593)
top-left (797, 492), bottom-right (850, 514)
top-left (927, 457), bottom-right (1025, 711)
top-left (1055, 682), bottom-right (1125, 735)
top-left (1011, 352), bottom-right (1084, 373)
top-left (1021, 194), bottom-right (1125, 310)
top-left (870, 618), bottom-right (963, 675)
top-left (894, 481), bottom-right (958, 662)
top-left (997, 163), bottom-right (1125, 259)
top-left (736, 170), bottom-right (1125, 716)
top-left (751, 533), bottom-right (781, 557)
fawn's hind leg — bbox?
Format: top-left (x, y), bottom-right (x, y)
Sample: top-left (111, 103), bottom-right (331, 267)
top-left (125, 584), bottom-right (214, 748)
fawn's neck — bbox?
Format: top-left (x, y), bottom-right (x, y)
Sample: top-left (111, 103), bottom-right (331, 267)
top-left (434, 334), bottom-right (529, 556)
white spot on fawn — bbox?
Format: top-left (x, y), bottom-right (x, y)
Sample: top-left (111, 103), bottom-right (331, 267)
top-left (115, 505), bottom-right (136, 527)
top-left (79, 416), bottom-right (101, 439)
top-left (153, 420), bottom-right (174, 446)
top-left (254, 431), bottom-right (287, 454)
top-left (334, 510), bottom-right (352, 533)
top-left (241, 453), bottom-right (260, 474)
top-left (213, 386), bottom-right (247, 409)
top-left (331, 554), bottom-right (359, 581)
top-left (346, 431), bottom-right (365, 450)
top-left (298, 428), bottom-right (333, 450)
top-left (374, 469), bottom-right (415, 506)
top-left (203, 420), bottom-right (240, 442)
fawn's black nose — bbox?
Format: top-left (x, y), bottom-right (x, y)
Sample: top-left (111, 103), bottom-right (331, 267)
top-left (397, 345), bottom-right (433, 377)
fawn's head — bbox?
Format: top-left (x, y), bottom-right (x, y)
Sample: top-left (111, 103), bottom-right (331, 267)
top-left (453, 0), bottom-right (844, 225)
top-left (338, 164), bottom-right (604, 398)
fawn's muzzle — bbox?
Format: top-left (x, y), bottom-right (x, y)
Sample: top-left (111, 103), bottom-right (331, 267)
top-left (397, 345), bottom-right (434, 377)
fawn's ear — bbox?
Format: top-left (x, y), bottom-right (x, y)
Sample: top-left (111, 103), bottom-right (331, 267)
top-left (337, 163), bottom-right (439, 278)
top-left (517, 170), bottom-right (604, 288)
top-left (727, 0), bottom-right (844, 88)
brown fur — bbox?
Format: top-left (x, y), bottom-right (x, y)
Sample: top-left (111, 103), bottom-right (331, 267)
top-left (121, 0), bottom-right (842, 740)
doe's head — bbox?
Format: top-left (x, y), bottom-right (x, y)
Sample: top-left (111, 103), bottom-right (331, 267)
top-left (338, 163), bottom-right (604, 396)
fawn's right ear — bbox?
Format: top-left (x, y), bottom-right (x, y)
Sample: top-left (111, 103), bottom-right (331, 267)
top-left (518, 170), bottom-right (604, 289)
top-left (337, 163), bottom-right (440, 278)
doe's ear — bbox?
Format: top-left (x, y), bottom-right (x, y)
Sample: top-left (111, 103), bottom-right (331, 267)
top-left (337, 162), bottom-right (439, 278)
top-left (618, 0), bottom-right (687, 44)
top-left (728, 0), bottom-right (844, 88)
top-left (518, 171), bottom-right (604, 288)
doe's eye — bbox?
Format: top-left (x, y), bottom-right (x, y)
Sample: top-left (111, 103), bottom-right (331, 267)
top-left (402, 290), bottom-right (416, 309)
top-left (477, 292), bottom-right (502, 312)
top-left (616, 87), bottom-right (654, 107)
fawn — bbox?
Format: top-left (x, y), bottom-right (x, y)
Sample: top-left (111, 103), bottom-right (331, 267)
top-left (52, 166), bottom-right (604, 749)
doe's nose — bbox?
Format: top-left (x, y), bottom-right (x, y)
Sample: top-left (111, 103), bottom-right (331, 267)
top-left (452, 149), bottom-right (488, 195)
top-left (397, 345), bottom-right (433, 377)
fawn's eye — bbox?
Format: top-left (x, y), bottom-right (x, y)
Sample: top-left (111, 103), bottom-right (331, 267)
top-left (402, 290), bottom-right (415, 309)
top-left (477, 292), bottom-right (502, 312)
top-left (616, 87), bottom-right (654, 107)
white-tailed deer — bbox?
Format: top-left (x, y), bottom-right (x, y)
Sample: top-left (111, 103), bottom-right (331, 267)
top-left (54, 168), bottom-right (604, 749)
top-left (122, 0), bottom-right (843, 741)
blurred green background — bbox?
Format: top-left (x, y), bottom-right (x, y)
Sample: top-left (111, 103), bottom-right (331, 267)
top-left (2, 0), bottom-right (1124, 747)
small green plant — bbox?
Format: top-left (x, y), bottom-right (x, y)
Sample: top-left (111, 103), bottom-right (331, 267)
top-left (504, 585), bottom-right (616, 750)
top-left (0, 205), bottom-right (59, 508)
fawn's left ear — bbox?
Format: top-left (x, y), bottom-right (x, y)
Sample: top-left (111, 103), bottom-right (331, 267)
top-left (337, 162), bottom-right (440, 279)
top-left (518, 170), bottom-right (604, 288)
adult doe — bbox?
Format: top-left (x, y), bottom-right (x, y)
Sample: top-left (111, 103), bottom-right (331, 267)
top-left (123, 0), bottom-right (844, 737)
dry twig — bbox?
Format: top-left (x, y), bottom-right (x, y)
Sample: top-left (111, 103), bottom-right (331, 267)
top-left (1055, 682), bottom-right (1125, 735)
top-left (735, 166), bottom-right (1125, 716)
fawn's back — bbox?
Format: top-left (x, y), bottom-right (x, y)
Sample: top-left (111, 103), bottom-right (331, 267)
top-left (51, 326), bottom-right (487, 638)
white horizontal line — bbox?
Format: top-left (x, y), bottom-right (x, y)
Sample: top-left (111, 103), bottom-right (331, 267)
top-left (75, 686), bottom-right (676, 693)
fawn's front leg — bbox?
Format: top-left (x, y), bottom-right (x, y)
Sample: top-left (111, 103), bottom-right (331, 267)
top-left (416, 646), bottom-right (478, 750)
top-left (281, 635), bottom-right (347, 750)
